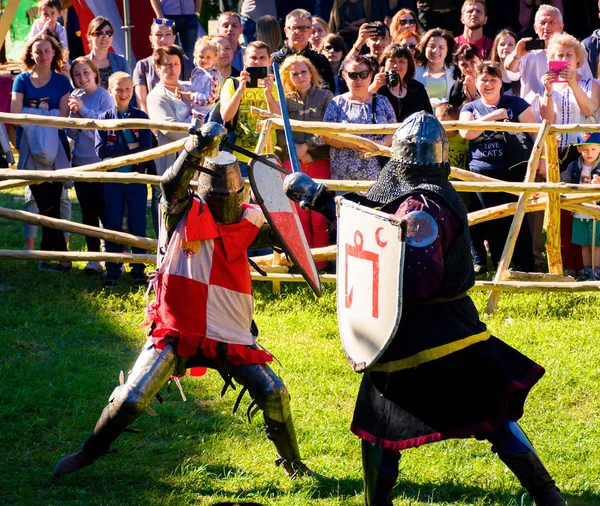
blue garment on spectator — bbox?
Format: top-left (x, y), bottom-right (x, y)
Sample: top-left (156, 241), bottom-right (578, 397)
top-left (12, 72), bottom-right (72, 149)
top-left (461, 95), bottom-right (529, 176)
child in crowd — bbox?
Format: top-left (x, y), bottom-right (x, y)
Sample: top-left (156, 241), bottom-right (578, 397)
top-left (66, 57), bottom-right (113, 275)
top-left (560, 132), bottom-right (600, 280)
top-left (181, 39), bottom-right (223, 119)
top-left (95, 72), bottom-right (154, 287)
top-left (27, 0), bottom-right (69, 58)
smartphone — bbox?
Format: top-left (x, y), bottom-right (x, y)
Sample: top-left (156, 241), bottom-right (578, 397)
top-left (524, 39), bottom-right (545, 51)
top-left (366, 24), bottom-right (387, 37)
top-left (246, 66), bottom-right (268, 88)
top-left (549, 60), bottom-right (568, 82)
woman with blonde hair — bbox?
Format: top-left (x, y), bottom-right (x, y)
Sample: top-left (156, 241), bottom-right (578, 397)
top-left (490, 29), bottom-right (520, 96)
top-left (310, 16), bottom-right (329, 52)
top-left (539, 31), bottom-right (600, 276)
top-left (390, 8), bottom-right (422, 41)
top-left (277, 55), bottom-right (333, 267)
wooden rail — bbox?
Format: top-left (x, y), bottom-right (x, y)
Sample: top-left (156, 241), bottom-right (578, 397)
top-left (2, 113), bottom-right (600, 311)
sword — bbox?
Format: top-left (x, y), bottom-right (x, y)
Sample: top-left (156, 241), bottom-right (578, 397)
top-left (272, 60), bottom-right (302, 174)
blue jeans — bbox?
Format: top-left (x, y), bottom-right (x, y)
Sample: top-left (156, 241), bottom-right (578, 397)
top-left (241, 16), bottom-right (256, 46)
top-left (165, 14), bottom-right (206, 60)
top-left (103, 182), bottom-right (147, 280)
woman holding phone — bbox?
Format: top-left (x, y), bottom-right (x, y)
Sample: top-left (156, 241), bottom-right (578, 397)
top-left (539, 32), bottom-right (600, 276)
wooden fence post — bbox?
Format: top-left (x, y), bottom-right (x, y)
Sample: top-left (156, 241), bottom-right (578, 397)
top-left (544, 134), bottom-right (563, 275)
top-left (485, 120), bottom-right (551, 315)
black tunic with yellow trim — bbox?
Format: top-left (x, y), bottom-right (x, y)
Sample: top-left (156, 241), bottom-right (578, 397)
top-left (350, 189), bottom-right (544, 451)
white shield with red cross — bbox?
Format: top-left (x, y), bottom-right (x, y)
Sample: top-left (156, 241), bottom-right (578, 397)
top-left (249, 155), bottom-right (322, 297)
top-left (336, 198), bottom-right (407, 372)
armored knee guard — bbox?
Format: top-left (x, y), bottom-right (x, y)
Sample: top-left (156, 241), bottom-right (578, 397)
top-left (54, 341), bottom-right (177, 477)
top-left (361, 440), bottom-right (400, 506)
top-left (232, 363), bottom-right (312, 477)
top-left (490, 421), bottom-right (566, 506)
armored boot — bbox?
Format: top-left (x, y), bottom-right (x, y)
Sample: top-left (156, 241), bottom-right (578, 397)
top-left (231, 362), bottom-right (315, 477)
top-left (361, 440), bottom-right (401, 506)
top-left (54, 341), bottom-right (177, 477)
top-left (490, 421), bottom-right (566, 506)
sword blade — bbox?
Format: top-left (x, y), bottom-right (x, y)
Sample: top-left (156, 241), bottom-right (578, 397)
top-left (272, 61), bottom-right (302, 174)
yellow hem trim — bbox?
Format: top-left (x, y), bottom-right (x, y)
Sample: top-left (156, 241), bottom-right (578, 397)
top-left (368, 330), bottom-right (491, 373)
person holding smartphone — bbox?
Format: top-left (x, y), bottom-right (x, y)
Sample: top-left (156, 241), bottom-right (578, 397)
top-left (539, 32), bottom-right (600, 278)
top-left (504, 5), bottom-right (592, 100)
top-left (219, 41), bottom-right (281, 176)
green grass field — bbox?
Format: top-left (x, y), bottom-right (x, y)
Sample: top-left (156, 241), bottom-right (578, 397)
top-left (1, 187), bottom-right (599, 506)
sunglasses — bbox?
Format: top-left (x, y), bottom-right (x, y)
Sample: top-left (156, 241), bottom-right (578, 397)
top-left (347, 70), bottom-right (371, 80)
top-left (401, 43), bottom-right (417, 50)
top-left (154, 18), bottom-right (175, 27)
top-left (399, 19), bottom-right (416, 26)
top-left (323, 45), bottom-right (341, 52)
top-left (92, 30), bottom-right (114, 38)
top-left (287, 25), bottom-right (311, 33)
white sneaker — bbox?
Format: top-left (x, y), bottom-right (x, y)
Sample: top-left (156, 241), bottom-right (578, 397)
top-left (83, 261), bottom-right (103, 275)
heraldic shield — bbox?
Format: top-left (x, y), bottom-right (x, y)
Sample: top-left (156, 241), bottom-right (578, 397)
top-left (249, 154), bottom-right (322, 297)
top-left (336, 198), bottom-right (407, 372)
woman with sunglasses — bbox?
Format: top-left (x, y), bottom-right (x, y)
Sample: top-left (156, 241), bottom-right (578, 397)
top-left (390, 8), bottom-right (422, 41)
top-left (320, 33), bottom-right (348, 96)
top-left (370, 44), bottom-right (432, 122)
top-left (395, 30), bottom-right (420, 58)
top-left (86, 16), bottom-right (130, 89)
top-left (323, 54), bottom-right (396, 181)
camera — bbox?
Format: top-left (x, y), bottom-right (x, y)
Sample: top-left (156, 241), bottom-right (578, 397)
top-left (246, 66), bottom-right (269, 88)
top-left (386, 69), bottom-right (400, 88)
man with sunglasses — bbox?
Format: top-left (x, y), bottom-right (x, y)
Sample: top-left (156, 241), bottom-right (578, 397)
top-left (150, 0), bottom-right (205, 60)
top-left (272, 9), bottom-right (335, 92)
top-left (347, 21), bottom-right (392, 66)
top-left (454, 0), bottom-right (493, 59)
top-left (133, 19), bottom-right (195, 114)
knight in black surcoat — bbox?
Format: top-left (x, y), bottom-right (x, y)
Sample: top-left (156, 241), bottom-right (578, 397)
top-left (285, 111), bottom-right (566, 506)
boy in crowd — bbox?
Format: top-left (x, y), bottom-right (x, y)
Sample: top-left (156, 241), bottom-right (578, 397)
top-left (95, 72), bottom-right (154, 287)
top-left (217, 12), bottom-right (245, 72)
top-left (27, 0), bottom-right (69, 58)
top-left (560, 132), bottom-right (600, 280)
top-left (219, 41), bottom-right (280, 176)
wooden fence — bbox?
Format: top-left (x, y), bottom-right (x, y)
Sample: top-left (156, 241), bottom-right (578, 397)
top-left (0, 111), bottom-right (599, 314)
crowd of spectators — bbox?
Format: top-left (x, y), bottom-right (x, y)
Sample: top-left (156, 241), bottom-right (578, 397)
top-left (8, 0), bottom-right (600, 282)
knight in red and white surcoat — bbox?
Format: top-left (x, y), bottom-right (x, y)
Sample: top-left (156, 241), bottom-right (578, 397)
top-left (55, 122), bottom-right (314, 479)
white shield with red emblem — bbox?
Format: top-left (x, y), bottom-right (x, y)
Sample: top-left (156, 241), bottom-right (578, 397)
top-left (336, 198), bottom-right (407, 372)
top-left (249, 155), bottom-right (322, 297)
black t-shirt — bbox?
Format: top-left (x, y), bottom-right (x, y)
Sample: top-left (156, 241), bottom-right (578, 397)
top-left (377, 79), bottom-right (433, 122)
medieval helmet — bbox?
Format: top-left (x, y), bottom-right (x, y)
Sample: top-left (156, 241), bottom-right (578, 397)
top-left (392, 111), bottom-right (449, 165)
top-left (197, 151), bottom-right (244, 224)
top-left (365, 111), bottom-right (452, 205)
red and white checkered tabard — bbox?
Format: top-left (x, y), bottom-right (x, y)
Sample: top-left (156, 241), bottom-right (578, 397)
top-left (147, 196), bottom-right (266, 357)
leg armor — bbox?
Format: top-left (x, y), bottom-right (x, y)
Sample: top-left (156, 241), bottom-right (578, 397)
top-left (361, 440), bottom-right (400, 506)
top-left (230, 362), bottom-right (313, 477)
top-left (489, 421), bottom-right (566, 506)
top-left (54, 340), bottom-right (177, 477)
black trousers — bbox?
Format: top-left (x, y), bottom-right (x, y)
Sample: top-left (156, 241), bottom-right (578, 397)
top-left (29, 182), bottom-right (67, 252)
top-left (74, 182), bottom-right (105, 252)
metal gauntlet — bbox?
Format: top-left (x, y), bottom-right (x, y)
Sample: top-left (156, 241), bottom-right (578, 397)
top-left (283, 172), bottom-right (336, 222)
